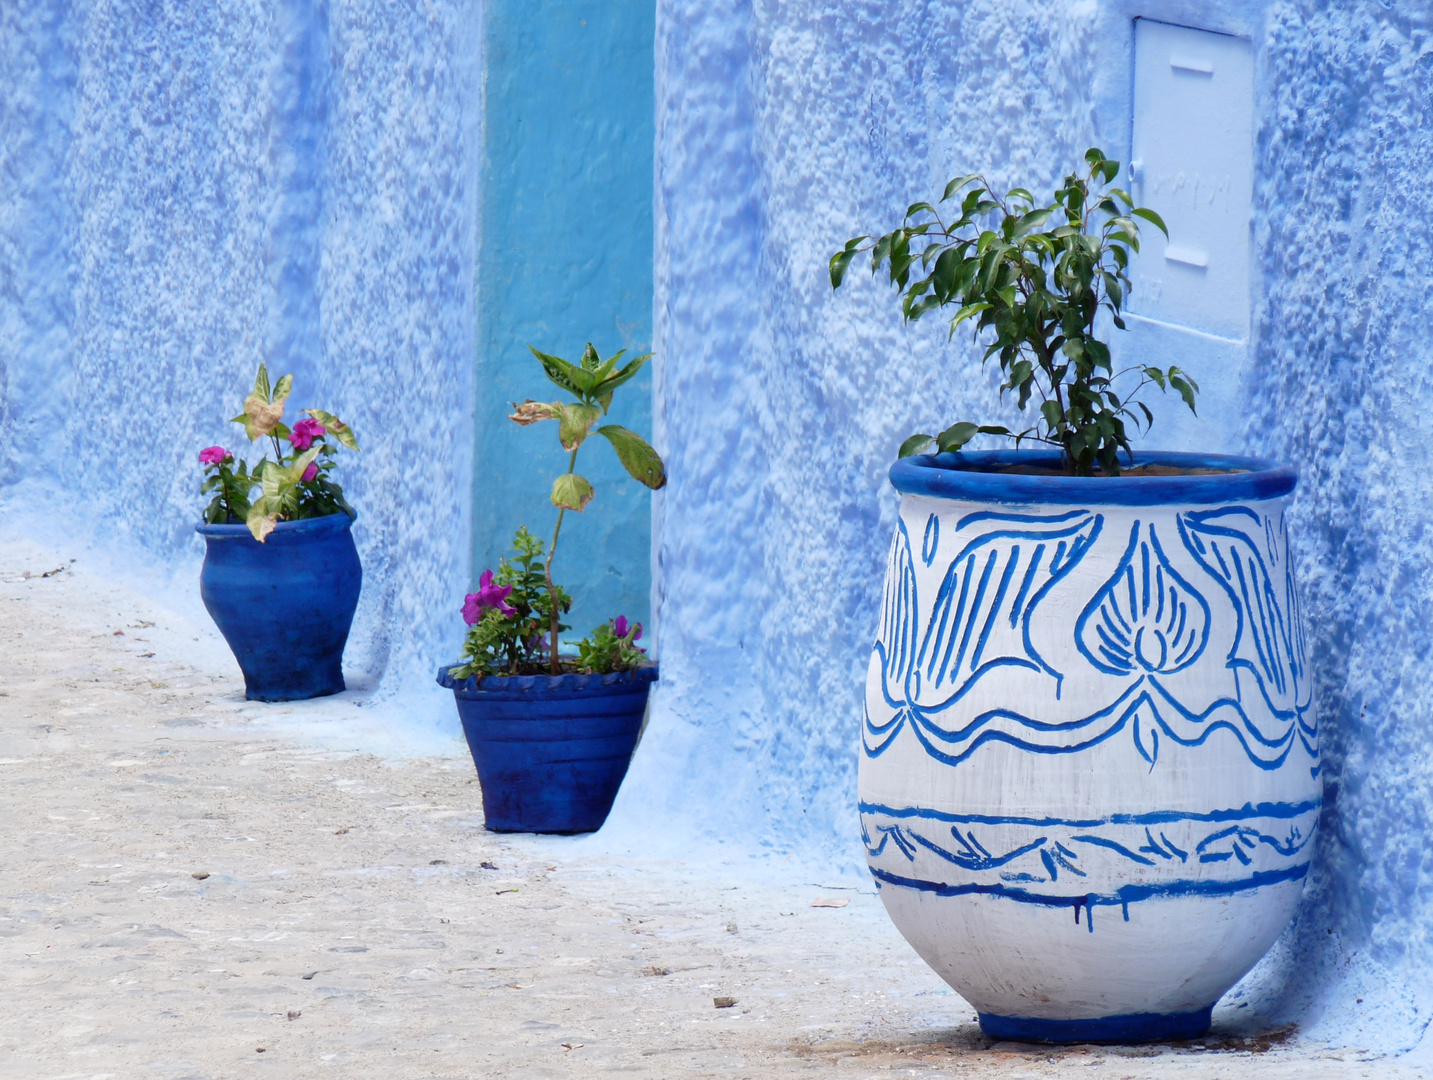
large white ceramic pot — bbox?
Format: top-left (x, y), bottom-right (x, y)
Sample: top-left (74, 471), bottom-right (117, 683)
top-left (861, 449), bottom-right (1319, 1043)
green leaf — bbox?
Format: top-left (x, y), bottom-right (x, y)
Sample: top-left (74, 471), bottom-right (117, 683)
top-left (252, 363), bottom-right (272, 403)
top-left (595, 425), bottom-right (667, 489)
top-left (528, 345), bottom-right (594, 398)
top-left (829, 246), bottom-right (859, 288)
top-left (1170, 365), bottom-right (1200, 393)
top-left (1130, 207), bottom-right (1169, 237)
top-left (898, 433), bottom-right (937, 458)
top-left (591, 352), bottom-right (652, 411)
top-left (936, 422), bottom-right (979, 453)
top-left (1170, 374), bottom-right (1198, 414)
top-left (271, 374), bottom-right (293, 404)
top-left (304, 409), bottom-right (360, 451)
top-left (551, 472), bottom-right (595, 511)
top-left (591, 348), bottom-right (624, 383)
top-left (950, 301), bottom-right (991, 331)
top-left (281, 446), bottom-right (322, 484)
top-left (941, 174), bottom-right (979, 201)
top-left (1014, 208), bottom-right (1052, 236)
top-left (558, 403), bottom-right (603, 452)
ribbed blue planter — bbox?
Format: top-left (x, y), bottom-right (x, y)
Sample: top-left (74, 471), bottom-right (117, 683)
top-left (196, 513), bottom-right (362, 702)
top-left (436, 666), bottom-right (657, 834)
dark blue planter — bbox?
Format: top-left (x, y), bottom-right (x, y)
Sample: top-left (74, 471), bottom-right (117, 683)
top-left (196, 513), bottom-right (362, 702)
top-left (436, 666), bottom-right (657, 834)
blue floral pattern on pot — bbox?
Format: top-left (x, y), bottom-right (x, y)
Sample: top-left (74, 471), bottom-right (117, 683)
top-left (860, 450), bottom-right (1320, 1042)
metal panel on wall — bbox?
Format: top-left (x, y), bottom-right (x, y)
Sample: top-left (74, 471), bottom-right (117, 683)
top-left (1129, 19), bottom-right (1254, 341)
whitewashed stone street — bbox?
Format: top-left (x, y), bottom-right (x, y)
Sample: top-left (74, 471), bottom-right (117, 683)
top-left (0, 542), bottom-right (1416, 1079)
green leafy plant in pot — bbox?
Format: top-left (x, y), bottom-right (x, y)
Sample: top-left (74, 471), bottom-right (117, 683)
top-left (830, 147), bottom-right (1196, 473)
top-left (438, 343), bottom-right (665, 834)
top-left (836, 150), bottom-right (1320, 1043)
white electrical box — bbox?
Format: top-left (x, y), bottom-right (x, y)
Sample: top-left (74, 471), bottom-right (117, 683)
top-left (1128, 20), bottom-right (1253, 340)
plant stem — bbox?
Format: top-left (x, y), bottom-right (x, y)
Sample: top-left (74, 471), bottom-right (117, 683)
top-left (545, 446), bottom-right (580, 675)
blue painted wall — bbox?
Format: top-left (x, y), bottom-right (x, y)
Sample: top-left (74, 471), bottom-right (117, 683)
top-left (6, 0), bottom-right (1433, 1059)
top-left (475, 1), bottom-right (655, 641)
top-left (0, 0), bottom-right (481, 726)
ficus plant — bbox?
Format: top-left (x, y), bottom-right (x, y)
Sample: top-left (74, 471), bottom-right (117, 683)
top-left (450, 343), bottom-right (665, 679)
top-left (830, 147), bottom-right (1198, 476)
top-left (198, 364), bottom-right (359, 541)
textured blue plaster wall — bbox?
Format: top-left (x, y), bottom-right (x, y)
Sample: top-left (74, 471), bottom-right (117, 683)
top-left (7, 0), bottom-right (1433, 1055)
top-left (0, 0), bottom-right (481, 721)
top-left (476, 1), bottom-right (654, 639)
top-left (612, 0), bottom-right (1433, 1054)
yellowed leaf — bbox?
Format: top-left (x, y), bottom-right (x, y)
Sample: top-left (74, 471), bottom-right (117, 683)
top-left (244, 395), bottom-right (286, 438)
top-left (509, 400), bottom-right (560, 426)
top-left (248, 512), bottom-right (279, 543)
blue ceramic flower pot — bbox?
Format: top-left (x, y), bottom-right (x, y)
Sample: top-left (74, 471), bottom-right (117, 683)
top-left (196, 513), bottom-right (362, 702)
top-left (436, 666), bottom-right (657, 834)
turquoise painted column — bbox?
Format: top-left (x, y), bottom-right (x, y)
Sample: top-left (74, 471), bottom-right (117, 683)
top-left (476, 2), bottom-right (655, 640)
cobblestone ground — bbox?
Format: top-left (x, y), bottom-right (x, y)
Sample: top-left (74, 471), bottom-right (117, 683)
top-left (0, 541), bottom-right (1419, 1079)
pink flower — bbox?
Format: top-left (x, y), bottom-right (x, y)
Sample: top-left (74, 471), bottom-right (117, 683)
top-left (462, 570), bottom-right (516, 625)
top-left (198, 446), bottom-right (231, 466)
top-left (301, 461), bottom-right (318, 482)
top-left (613, 616), bottom-right (641, 642)
top-left (289, 417), bottom-right (327, 451)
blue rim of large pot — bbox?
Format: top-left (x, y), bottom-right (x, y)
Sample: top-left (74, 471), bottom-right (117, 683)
top-left (436, 665), bottom-right (658, 695)
top-left (890, 449), bottom-right (1295, 507)
top-left (195, 510), bottom-right (357, 541)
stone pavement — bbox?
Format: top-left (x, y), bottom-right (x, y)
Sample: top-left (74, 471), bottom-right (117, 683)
top-left (0, 541), bottom-right (1418, 1079)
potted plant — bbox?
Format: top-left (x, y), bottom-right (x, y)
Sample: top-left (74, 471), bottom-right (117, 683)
top-left (832, 149), bottom-right (1319, 1043)
top-left (438, 343), bottom-right (664, 834)
top-left (195, 365), bottom-right (362, 702)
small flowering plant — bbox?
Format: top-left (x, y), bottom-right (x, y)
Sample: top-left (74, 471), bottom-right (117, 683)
top-left (199, 364), bottom-right (359, 541)
top-left (575, 615), bottom-right (647, 674)
top-left (450, 527), bottom-right (572, 677)
top-left (450, 342), bottom-right (664, 678)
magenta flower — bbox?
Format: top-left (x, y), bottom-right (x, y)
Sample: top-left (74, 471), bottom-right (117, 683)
top-left (289, 417), bottom-right (327, 451)
top-left (198, 446), bottom-right (231, 466)
top-left (462, 570), bottom-right (516, 626)
top-left (301, 461), bottom-right (318, 482)
top-left (613, 616), bottom-right (642, 642)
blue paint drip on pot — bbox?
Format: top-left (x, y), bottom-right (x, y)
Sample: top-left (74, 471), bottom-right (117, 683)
top-left (867, 862), bottom-right (1310, 924)
top-left (437, 665), bottom-right (657, 834)
top-left (196, 513), bottom-right (362, 702)
top-left (978, 1007), bottom-right (1213, 1044)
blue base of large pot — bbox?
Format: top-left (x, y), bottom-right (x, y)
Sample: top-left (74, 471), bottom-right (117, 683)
top-left (197, 514), bottom-right (362, 702)
top-left (978, 1006), bottom-right (1212, 1044)
top-left (437, 666), bottom-right (657, 834)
